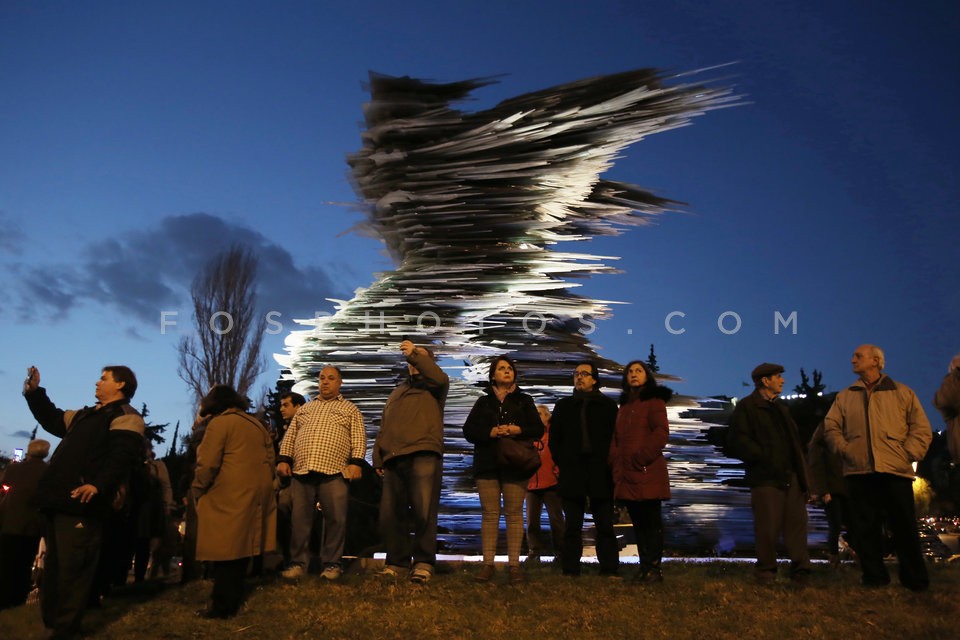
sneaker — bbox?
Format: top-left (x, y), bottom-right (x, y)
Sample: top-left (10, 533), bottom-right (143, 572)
top-left (410, 567), bottom-right (431, 584)
top-left (377, 566), bottom-right (400, 578)
top-left (320, 565), bottom-right (342, 581)
top-left (281, 565), bottom-right (305, 580)
top-left (508, 566), bottom-right (525, 585)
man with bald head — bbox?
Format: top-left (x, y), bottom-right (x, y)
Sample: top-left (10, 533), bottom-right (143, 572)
top-left (824, 344), bottom-right (932, 591)
top-left (277, 366), bottom-right (366, 581)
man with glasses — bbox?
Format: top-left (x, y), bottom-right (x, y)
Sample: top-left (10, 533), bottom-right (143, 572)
top-left (548, 362), bottom-right (619, 576)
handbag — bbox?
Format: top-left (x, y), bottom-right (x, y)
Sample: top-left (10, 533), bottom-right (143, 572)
top-left (495, 437), bottom-right (541, 475)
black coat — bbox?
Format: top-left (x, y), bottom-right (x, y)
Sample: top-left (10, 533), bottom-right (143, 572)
top-left (727, 390), bottom-right (808, 492)
top-left (548, 391), bottom-right (618, 498)
top-left (462, 387), bottom-right (543, 480)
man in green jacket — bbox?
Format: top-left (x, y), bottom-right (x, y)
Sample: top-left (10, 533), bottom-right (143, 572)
top-left (373, 341), bottom-right (449, 583)
top-left (823, 344), bottom-right (932, 591)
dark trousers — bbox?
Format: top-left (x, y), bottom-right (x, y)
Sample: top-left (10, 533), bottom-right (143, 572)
top-left (624, 499), bottom-right (663, 570)
top-left (380, 452), bottom-right (442, 569)
top-left (561, 495), bottom-right (618, 575)
top-left (846, 473), bottom-right (928, 590)
top-left (750, 477), bottom-right (810, 577)
top-left (42, 514), bottom-right (103, 636)
top-left (210, 557), bottom-right (249, 617)
top-left (525, 487), bottom-right (564, 559)
top-left (0, 534), bottom-right (41, 609)
top-left (823, 493), bottom-right (857, 556)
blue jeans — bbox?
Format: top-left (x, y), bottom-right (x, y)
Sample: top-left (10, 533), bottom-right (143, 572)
top-left (380, 452), bottom-right (443, 569)
top-left (290, 473), bottom-right (348, 568)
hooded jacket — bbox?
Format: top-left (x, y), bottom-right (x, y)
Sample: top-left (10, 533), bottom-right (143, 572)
top-left (609, 385), bottom-right (672, 501)
top-left (374, 350), bottom-right (449, 467)
top-left (823, 374), bottom-right (931, 479)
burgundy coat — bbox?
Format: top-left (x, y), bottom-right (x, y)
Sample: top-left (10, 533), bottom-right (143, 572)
top-left (609, 386), bottom-right (672, 501)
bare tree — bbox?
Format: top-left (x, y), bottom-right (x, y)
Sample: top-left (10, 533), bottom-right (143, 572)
top-left (177, 246), bottom-right (266, 403)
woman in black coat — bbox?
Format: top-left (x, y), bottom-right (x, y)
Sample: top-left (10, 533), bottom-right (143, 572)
top-left (462, 356), bottom-right (543, 584)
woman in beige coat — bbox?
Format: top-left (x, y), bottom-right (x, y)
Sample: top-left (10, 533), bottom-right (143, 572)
top-left (192, 385), bottom-right (277, 618)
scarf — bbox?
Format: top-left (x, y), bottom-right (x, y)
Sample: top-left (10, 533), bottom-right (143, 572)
top-left (572, 388), bottom-right (605, 454)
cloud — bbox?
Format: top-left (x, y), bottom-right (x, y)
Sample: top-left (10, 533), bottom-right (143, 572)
top-left (15, 213), bottom-right (344, 327)
top-left (0, 211), bottom-right (26, 255)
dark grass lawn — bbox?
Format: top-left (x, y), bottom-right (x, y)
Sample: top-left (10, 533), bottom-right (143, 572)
top-left (2, 559), bottom-right (958, 639)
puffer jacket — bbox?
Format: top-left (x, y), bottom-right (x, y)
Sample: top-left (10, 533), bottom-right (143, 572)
top-left (609, 386), bottom-right (672, 501)
top-left (823, 375), bottom-right (931, 479)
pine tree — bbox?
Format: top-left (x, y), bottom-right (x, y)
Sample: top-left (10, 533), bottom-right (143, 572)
top-left (646, 343), bottom-right (660, 373)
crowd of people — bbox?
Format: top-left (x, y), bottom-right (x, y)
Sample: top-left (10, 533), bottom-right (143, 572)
top-left (1, 343), bottom-right (958, 635)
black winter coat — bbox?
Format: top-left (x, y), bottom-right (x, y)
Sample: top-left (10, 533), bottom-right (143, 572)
top-left (462, 387), bottom-right (543, 480)
top-left (548, 391), bottom-right (618, 498)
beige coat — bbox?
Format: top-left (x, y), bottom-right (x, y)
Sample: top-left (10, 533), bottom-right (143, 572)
top-left (824, 375), bottom-right (931, 479)
top-left (192, 409), bottom-right (277, 561)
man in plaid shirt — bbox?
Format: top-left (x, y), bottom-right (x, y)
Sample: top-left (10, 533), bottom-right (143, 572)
top-left (277, 366), bottom-right (366, 580)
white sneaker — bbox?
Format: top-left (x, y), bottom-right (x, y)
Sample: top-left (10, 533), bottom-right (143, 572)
top-left (320, 565), bottom-right (342, 581)
top-left (281, 565), bottom-right (305, 580)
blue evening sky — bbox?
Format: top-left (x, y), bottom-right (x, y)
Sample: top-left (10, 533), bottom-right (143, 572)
top-left (1, 0), bottom-right (957, 455)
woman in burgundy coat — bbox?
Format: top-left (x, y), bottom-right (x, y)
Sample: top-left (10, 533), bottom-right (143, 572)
top-left (609, 360), bottom-right (672, 583)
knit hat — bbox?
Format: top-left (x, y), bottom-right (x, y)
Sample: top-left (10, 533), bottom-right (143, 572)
top-left (27, 439), bottom-right (50, 459)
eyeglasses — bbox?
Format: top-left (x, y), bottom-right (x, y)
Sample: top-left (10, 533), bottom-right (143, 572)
top-left (573, 371), bottom-right (593, 378)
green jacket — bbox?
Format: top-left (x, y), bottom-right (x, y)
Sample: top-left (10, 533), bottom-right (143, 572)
top-left (373, 350), bottom-right (449, 468)
top-left (823, 374), bottom-right (931, 479)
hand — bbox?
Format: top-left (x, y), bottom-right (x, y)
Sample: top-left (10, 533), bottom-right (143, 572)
top-left (343, 464), bottom-right (362, 481)
top-left (277, 461), bottom-right (292, 478)
top-left (71, 483), bottom-right (99, 504)
top-left (400, 340), bottom-right (416, 357)
top-left (823, 493), bottom-right (832, 504)
top-left (23, 366), bottom-right (39, 394)
top-left (375, 467), bottom-right (384, 478)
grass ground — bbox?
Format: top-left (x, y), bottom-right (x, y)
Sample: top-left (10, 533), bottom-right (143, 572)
top-left (1, 560), bottom-right (957, 639)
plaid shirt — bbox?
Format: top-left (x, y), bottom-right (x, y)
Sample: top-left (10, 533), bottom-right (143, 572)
top-left (278, 394), bottom-right (366, 475)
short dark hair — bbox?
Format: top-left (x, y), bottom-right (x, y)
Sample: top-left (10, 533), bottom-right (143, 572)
top-left (199, 384), bottom-right (250, 417)
top-left (281, 391), bottom-right (306, 406)
top-left (103, 365), bottom-right (138, 400)
top-left (488, 355), bottom-right (517, 384)
top-left (575, 361), bottom-right (601, 389)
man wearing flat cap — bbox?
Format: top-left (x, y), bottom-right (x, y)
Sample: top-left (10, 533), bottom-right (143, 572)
top-left (727, 363), bottom-right (811, 584)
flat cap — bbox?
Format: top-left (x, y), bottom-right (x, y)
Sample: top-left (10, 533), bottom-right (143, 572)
top-left (751, 362), bottom-right (784, 383)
